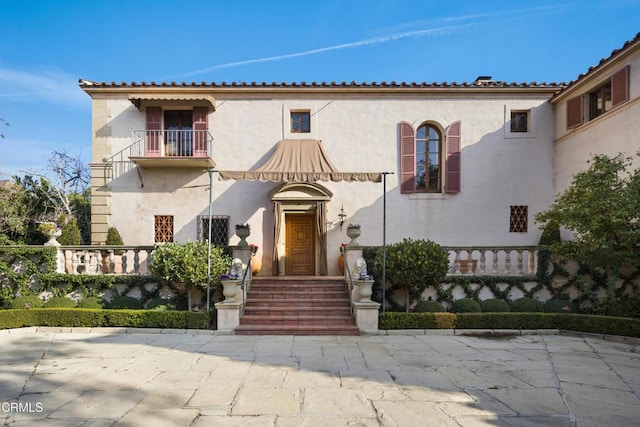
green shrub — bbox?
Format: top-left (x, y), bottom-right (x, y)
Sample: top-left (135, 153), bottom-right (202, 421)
top-left (480, 298), bottom-right (511, 313)
top-left (8, 296), bottom-right (44, 309)
top-left (43, 296), bottom-right (76, 308)
top-left (607, 298), bottom-right (640, 318)
top-left (378, 312), bottom-right (640, 337)
top-left (456, 313), bottom-right (558, 329)
top-left (76, 296), bottom-right (106, 309)
top-left (382, 238), bottom-right (449, 311)
top-left (103, 309), bottom-right (208, 329)
top-left (544, 299), bottom-right (576, 313)
top-left (105, 226), bottom-right (124, 254)
top-left (414, 300), bottom-right (446, 313)
top-left (109, 296), bottom-right (143, 309)
top-left (511, 297), bottom-right (544, 313)
top-left (58, 218), bottom-right (81, 245)
top-left (379, 312), bottom-right (456, 330)
top-left (0, 308), bottom-right (209, 330)
top-left (452, 298), bottom-right (481, 313)
top-left (146, 298), bottom-right (177, 311)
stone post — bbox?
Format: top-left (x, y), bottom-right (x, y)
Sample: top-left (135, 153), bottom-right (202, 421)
top-left (214, 301), bottom-right (242, 333)
top-left (352, 301), bottom-right (381, 334)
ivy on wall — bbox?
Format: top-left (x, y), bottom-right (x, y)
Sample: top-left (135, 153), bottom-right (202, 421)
top-left (363, 246), bottom-right (640, 314)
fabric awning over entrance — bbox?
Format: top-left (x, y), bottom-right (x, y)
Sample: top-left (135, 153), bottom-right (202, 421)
top-left (128, 94), bottom-right (216, 109)
top-left (218, 139), bottom-right (382, 182)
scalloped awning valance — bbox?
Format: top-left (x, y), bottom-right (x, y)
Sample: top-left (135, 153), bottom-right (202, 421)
top-left (218, 139), bottom-right (382, 183)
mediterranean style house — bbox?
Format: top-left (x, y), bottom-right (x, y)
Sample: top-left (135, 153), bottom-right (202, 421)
top-left (80, 32), bottom-right (639, 277)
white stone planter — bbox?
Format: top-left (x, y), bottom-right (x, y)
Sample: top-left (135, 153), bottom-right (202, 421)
top-left (221, 280), bottom-right (240, 303)
top-left (44, 230), bottom-right (62, 247)
top-left (355, 279), bottom-right (374, 302)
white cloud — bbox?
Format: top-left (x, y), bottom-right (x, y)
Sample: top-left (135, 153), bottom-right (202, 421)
top-left (179, 23), bottom-right (471, 78)
top-left (177, 4), bottom-right (573, 78)
top-left (0, 66), bottom-right (87, 108)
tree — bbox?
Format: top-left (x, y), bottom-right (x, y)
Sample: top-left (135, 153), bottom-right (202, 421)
top-left (380, 238), bottom-right (449, 312)
top-left (6, 150), bottom-right (91, 244)
top-left (149, 241), bottom-right (231, 309)
top-left (535, 152), bottom-right (640, 278)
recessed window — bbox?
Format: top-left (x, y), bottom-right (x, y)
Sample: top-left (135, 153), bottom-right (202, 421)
top-left (510, 111), bottom-right (529, 133)
top-left (588, 81), bottom-right (612, 121)
top-left (198, 215), bottom-right (230, 246)
top-left (509, 206), bottom-right (528, 233)
top-left (154, 215), bottom-right (174, 243)
top-left (291, 111), bottom-right (310, 133)
top-left (415, 124), bottom-right (442, 193)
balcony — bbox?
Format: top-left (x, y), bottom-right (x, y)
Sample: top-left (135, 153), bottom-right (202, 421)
top-left (128, 129), bottom-right (215, 168)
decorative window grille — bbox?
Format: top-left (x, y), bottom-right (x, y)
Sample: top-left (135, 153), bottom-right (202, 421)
top-left (197, 215), bottom-right (230, 246)
top-left (154, 215), bottom-right (174, 242)
top-left (509, 206), bottom-right (528, 233)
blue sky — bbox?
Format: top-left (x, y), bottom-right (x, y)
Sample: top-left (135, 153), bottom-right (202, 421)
top-left (1, 0), bottom-right (639, 179)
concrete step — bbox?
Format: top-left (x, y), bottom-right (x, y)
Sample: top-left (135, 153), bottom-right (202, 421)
top-left (236, 277), bottom-right (358, 336)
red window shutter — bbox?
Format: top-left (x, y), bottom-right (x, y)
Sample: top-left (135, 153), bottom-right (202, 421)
top-left (400, 121), bottom-right (416, 193)
top-left (146, 107), bottom-right (162, 157)
top-left (192, 107), bottom-right (209, 157)
top-left (611, 65), bottom-right (629, 108)
top-left (445, 120), bottom-right (461, 194)
top-left (566, 95), bottom-right (583, 129)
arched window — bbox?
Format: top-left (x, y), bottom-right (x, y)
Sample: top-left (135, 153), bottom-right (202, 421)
top-left (400, 120), bottom-right (460, 194)
top-left (415, 124), bottom-right (442, 192)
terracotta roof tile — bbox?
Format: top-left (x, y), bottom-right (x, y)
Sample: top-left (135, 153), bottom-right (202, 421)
top-left (79, 79), bottom-right (565, 89)
top-left (552, 31), bottom-right (640, 100)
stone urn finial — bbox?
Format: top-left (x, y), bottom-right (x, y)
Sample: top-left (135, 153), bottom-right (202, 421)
top-left (346, 223), bottom-right (361, 246)
top-left (235, 224), bottom-right (250, 247)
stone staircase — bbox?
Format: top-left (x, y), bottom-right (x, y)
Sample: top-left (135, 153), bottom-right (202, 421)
top-left (234, 276), bottom-right (359, 335)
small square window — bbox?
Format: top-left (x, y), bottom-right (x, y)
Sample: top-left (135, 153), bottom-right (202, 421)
top-left (291, 111), bottom-right (310, 133)
top-left (510, 111), bottom-right (529, 133)
top-left (509, 206), bottom-right (528, 233)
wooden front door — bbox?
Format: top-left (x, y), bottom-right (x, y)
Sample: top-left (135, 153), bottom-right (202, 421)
top-left (285, 214), bottom-right (315, 275)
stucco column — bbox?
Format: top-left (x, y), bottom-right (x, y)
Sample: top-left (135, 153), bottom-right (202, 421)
top-left (89, 162), bottom-right (112, 244)
top-left (352, 301), bottom-right (381, 334)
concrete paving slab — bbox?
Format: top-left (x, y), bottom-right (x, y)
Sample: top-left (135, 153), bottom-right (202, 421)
top-left (302, 387), bottom-right (374, 417)
top-left (231, 387), bottom-right (301, 416)
top-left (1, 329), bottom-right (639, 426)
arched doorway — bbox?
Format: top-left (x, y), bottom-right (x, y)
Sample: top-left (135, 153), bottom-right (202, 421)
top-left (269, 182), bottom-right (332, 276)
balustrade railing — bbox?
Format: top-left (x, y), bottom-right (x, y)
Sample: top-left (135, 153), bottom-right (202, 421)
top-left (60, 246), bottom-right (154, 275)
top-left (55, 245), bottom-right (539, 277)
top-left (444, 246), bottom-right (538, 276)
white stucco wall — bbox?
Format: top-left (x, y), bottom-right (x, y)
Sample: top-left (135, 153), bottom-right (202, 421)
top-left (553, 49), bottom-right (640, 194)
top-left (93, 90), bottom-right (557, 275)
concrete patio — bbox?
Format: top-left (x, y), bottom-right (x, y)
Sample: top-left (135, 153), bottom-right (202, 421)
top-left (1, 328), bottom-right (639, 426)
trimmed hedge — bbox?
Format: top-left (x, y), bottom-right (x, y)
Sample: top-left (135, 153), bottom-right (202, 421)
top-left (7, 296), bottom-right (44, 309)
top-left (43, 297), bottom-right (76, 308)
top-left (0, 308), bottom-right (210, 330)
top-left (452, 298), bottom-right (481, 313)
top-left (544, 299), bottom-right (576, 313)
top-left (480, 298), bottom-right (511, 313)
top-left (379, 312), bottom-right (456, 330)
top-left (511, 297), bottom-right (544, 313)
top-left (414, 300), bottom-right (446, 313)
top-left (378, 312), bottom-right (640, 337)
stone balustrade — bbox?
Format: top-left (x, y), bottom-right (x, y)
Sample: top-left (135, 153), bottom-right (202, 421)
top-left (445, 246), bottom-right (539, 276)
top-left (59, 246), bottom-right (154, 275)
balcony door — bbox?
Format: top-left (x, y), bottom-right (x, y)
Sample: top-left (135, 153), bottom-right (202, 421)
top-left (165, 110), bottom-right (193, 156)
